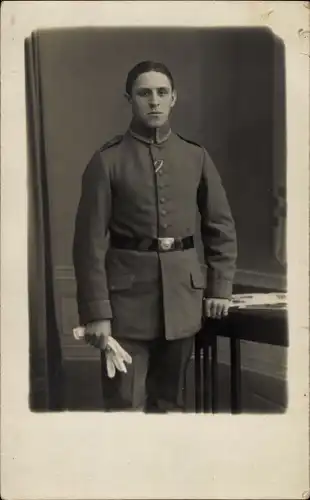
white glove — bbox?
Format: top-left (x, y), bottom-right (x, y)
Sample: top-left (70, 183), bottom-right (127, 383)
top-left (104, 336), bottom-right (132, 378)
top-left (73, 325), bottom-right (132, 378)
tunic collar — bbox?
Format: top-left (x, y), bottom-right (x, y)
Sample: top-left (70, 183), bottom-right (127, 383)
top-left (128, 118), bottom-right (171, 145)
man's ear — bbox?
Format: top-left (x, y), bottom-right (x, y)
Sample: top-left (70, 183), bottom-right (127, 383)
top-left (171, 90), bottom-right (177, 108)
top-left (124, 92), bottom-right (132, 104)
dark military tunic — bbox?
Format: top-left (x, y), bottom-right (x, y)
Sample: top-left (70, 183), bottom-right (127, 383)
top-left (73, 120), bottom-right (237, 341)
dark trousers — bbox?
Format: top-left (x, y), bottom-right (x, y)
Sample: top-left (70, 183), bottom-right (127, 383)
top-left (100, 335), bottom-right (194, 412)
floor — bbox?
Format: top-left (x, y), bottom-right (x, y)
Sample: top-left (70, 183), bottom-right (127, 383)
top-left (62, 356), bottom-right (287, 413)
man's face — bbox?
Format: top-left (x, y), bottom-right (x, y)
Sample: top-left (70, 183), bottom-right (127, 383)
top-left (127, 71), bottom-right (177, 128)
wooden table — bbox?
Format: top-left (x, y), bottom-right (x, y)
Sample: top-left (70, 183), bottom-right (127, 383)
top-left (195, 307), bottom-right (288, 413)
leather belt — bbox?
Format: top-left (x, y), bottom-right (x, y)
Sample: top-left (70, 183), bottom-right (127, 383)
top-left (110, 232), bottom-right (194, 252)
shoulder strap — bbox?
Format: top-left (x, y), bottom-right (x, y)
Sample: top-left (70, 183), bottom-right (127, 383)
top-left (176, 134), bottom-right (203, 148)
top-left (99, 134), bottom-right (123, 152)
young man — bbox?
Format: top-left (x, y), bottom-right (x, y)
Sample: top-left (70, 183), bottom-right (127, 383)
top-left (73, 61), bottom-right (237, 412)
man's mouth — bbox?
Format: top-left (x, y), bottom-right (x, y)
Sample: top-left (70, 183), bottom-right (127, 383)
top-left (148, 112), bottom-right (162, 116)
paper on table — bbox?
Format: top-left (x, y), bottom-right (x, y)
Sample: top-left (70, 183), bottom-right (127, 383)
top-left (231, 292), bottom-right (287, 309)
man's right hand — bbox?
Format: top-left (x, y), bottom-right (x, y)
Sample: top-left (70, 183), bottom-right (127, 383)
top-left (75, 321), bottom-right (132, 378)
top-left (84, 320), bottom-right (112, 350)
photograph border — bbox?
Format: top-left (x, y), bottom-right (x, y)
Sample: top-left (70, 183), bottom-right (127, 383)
top-left (1, 2), bottom-right (309, 499)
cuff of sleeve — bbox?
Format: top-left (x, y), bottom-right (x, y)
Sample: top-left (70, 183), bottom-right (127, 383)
top-left (78, 299), bottom-right (113, 325)
top-left (205, 276), bottom-right (233, 299)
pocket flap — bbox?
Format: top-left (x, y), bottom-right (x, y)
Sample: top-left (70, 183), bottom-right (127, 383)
top-left (190, 265), bottom-right (206, 289)
top-left (109, 274), bottom-right (134, 291)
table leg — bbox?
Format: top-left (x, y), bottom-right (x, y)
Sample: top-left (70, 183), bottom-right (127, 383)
top-left (203, 341), bottom-right (210, 412)
top-left (230, 337), bottom-right (242, 413)
top-left (195, 338), bottom-right (202, 413)
top-left (211, 334), bottom-right (218, 413)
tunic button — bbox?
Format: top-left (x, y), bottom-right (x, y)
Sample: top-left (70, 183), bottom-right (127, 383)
top-left (161, 209), bottom-right (167, 215)
top-left (162, 223), bottom-right (168, 229)
top-left (160, 197), bottom-right (165, 203)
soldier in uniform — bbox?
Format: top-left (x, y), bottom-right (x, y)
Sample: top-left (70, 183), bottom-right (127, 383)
top-left (73, 61), bottom-right (237, 412)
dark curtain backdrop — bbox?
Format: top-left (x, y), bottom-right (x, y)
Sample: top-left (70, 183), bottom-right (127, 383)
top-left (26, 33), bottom-right (64, 411)
top-left (25, 27), bottom-right (286, 410)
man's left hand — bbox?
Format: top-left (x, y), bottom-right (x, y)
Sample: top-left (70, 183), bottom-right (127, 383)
top-left (204, 298), bottom-right (230, 319)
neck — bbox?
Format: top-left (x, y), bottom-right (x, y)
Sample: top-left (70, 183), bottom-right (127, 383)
top-left (129, 118), bottom-right (171, 145)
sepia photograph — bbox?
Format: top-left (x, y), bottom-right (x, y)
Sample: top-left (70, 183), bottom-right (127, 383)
top-left (2, 2), bottom-right (309, 499)
top-left (26, 26), bottom-right (288, 414)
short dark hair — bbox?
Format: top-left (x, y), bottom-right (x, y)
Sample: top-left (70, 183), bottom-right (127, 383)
top-left (125, 61), bottom-right (175, 96)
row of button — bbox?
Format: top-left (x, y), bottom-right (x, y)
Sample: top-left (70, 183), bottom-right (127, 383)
top-left (153, 157), bottom-right (170, 230)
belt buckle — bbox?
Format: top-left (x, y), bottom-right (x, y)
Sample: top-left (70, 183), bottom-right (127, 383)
top-left (158, 237), bottom-right (175, 251)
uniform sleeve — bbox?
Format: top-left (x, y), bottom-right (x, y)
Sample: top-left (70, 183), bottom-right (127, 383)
top-left (197, 148), bottom-right (238, 299)
top-left (73, 151), bottom-right (112, 324)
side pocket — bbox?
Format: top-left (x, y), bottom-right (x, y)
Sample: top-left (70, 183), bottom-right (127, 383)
top-left (109, 274), bottom-right (135, 292)
top-left (190, 264), bottom-right (206, 289)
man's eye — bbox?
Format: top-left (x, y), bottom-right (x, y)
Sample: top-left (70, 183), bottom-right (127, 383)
top-left (138, 90), bottom-right (149, 97)
top-left (158, 89), bottom-right (168, 96)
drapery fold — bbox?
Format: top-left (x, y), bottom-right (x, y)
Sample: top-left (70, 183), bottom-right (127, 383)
top-left (272, 36), bottom-right (287, 267)
top-left (25, 32), bottom-right (64, 411)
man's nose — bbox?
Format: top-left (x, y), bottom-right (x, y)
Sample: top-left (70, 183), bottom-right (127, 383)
top-left (149, 92), bottom-right (159, 107)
